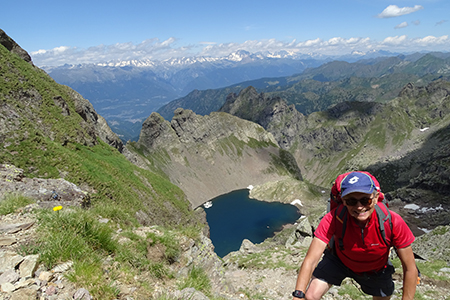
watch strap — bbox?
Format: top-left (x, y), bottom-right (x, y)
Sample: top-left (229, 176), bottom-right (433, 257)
top-left (292, 290), bottom-right (305, 298)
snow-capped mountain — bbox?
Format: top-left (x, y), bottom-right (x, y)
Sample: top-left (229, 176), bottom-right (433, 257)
top-left (43, 49), bottom-right (400, 141)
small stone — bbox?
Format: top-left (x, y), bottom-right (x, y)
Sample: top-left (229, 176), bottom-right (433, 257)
top-left (0, 251), bottom-right (24, 273)
top-left (19, 254), bottom-right (40, 278)
top-left (0, 236), bottom-right (17, 246)
top-left (52, 261), bottom-right (73, 273)
top-left (15, 278), bottom-right (36, 289)
top-left (73, 288), bottom-right (93, 300)
top-left (46, 285), bottom-right (57, 296)
top-left (38, 271), bottom-right (53, 282)
top-left (1, 282), bottom-right (15, 293)
top-left (10, 287), bottom-right (38, 300)
top-left (0, 269), bottom-right (19, 285)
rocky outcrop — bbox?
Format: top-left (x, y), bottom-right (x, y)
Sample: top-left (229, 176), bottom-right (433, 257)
top-left (128, 108), bottom-right (300, 208)
top-left (0, 29), bottom-right (123, 153)
top-left (0, 164), bottom-right (90, 208)
top-left (220, 87), bottom-right (307, 150)
top-left (0, 29), bottom-right (32, 64)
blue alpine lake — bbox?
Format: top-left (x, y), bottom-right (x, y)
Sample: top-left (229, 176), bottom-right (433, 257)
top-left (204, 189), bottom-right (301, 257)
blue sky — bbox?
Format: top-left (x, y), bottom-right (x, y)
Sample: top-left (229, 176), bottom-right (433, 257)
top-left (2, 0), bottom-right (449, 66)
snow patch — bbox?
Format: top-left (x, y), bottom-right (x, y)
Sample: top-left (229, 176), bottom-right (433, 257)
top-left (291, 199), bottom-right (303, 206)
top-left (404, 204), bottom-right (420, 210)
top-left (247, 185), bottom-right (254, 190)
top-left (420, 127), bottom-right (429, 132)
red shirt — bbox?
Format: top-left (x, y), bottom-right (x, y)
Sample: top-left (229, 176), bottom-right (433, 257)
top-left (314, 208), bottom-right (415, 273)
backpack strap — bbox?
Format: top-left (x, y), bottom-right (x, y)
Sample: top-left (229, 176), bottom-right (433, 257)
top-left (334, 204), bottom-right (348, 251)
top-left (374, 202), bottom-right (393, 247)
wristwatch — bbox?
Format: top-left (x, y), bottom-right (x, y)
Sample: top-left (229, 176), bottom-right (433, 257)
top-left (292, 290), bottom-right (305, 298)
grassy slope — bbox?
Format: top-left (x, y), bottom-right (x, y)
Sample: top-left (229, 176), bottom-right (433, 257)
top-left (0, 44), bottom-right (196, 228)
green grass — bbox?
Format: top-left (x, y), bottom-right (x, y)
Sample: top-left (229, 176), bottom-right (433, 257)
top-left (18, 206), bottom-right (198, 299)
top-left (416, 259), bottom-right (450, 281)
top-left (30, 208), bottom-right (117, 268)
top-left (0, 193), bottom-right (35, 215)
top-left (177, 266), bottom-right (212, 297)
top-left (2, 43), bottom-right (196, 229)
top-left (337, 279), bottom-right (372, 299)
top-left (226, 247), bottom-right (299, 270)
top-left (238, 287), bottom-right (272, 300)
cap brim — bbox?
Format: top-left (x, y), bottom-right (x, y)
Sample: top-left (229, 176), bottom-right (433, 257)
top-left (341, 187), bottom-right (374, 197)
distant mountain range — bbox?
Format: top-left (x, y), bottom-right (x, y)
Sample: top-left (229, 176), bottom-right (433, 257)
top-left (157, 52), bottom-right (450, 120)
top-left (44, 49), bottom-right (404, 141)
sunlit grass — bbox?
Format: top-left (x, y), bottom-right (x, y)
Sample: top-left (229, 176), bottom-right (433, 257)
top-left (0, 194), bottom-right (35, 216)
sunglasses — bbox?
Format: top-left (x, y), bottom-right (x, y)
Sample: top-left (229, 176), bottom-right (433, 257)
top-left (344, 196), bottom-right (374, 206)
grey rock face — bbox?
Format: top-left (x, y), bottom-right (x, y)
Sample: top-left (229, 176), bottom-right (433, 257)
top-left (0, 29), bottom-right (32, 64)
top-left (132, 109), bottom-right (293, 207)
top-left (0, 164), bottom-right (90, 208)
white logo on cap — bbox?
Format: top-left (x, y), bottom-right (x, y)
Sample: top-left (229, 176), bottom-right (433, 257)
top-left (348, 176), bottom-right (359, 184)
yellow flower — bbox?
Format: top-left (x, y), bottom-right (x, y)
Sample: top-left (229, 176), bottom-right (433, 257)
top-left (53, 206), bottom-right (63, 212)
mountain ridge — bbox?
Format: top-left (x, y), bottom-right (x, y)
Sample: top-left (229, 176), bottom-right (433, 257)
top-left (157, 52), bottom-right (450, 121)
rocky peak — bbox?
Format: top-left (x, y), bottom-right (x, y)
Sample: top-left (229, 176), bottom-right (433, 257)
top-left (0, 29), bottom-right (32, 64)
top-left (139, 108), bottom-right (277, 150)
top-left (132, 109), bottom-right (298, 207)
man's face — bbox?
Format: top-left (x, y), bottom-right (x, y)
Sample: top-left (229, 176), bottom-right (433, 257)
top-left (342, 192), bottom-right (379, 226)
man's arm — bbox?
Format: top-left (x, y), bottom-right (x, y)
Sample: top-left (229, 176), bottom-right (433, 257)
top-left (292, 237), bottom-right (327, 299)
top-left (396, 245), bottom-right (417, 300)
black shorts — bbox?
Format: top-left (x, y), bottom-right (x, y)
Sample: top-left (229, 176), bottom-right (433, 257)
top-left (312, 250), bottom-right (395, 297)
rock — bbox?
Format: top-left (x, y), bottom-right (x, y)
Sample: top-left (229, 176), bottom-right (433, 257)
top-left (0, 164), bottom-right (91, 208)
top-left (0, 282), bottom-right (15, 293)
top-left (73, 288), bottom-right (93, 300)
top-left (19, 254), bottom-right (39, 278)
top-left (0, 29), bottom-right (32, 64)
top-left (172, 287), bottom-right (209, 300)
top-left (52, 261), bottom-right (73, 273)
top-left (45, 284), bottom-right (57, 296)
top-left (15, 278), bottom-right (35, 289)
top-left (0, 251), bottom-right (24, 273)
top-left (0, 236), bottom-right (16, 246)
top-left (0, 222), bottom-right (35, 234)
top-left (38, 271), bottom-right (53, 282)
top-left (0, 270), bottom-right (19, 285)
top-left (239, 239), bottom-right (257, 254)
top-left (286, 217), bottom-right (313, 249)
top-left (10, 287), bottom-right (37, 300)
top-left (296, 216), bottom-right (313, 237)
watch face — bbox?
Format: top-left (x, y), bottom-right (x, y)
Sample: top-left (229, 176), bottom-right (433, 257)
top-left (292, 290), bottom-right (305, 298)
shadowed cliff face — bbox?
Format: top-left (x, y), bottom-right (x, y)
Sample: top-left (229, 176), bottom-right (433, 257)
top-left (132, 108), bottom-right (301, 208)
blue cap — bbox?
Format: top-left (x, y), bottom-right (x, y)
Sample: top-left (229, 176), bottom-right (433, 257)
top-left (340, 172), bottom-right (375, 197)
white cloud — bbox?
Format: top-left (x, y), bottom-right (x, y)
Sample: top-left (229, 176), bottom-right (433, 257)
top-left (31, 38), bottom-right (193, 66)
top-left (30, 35), bottom-right (450, 67)
top-left (395, 22), bottom-right (409, 29)
top-left (377, 5), bottom-right (424, 18)
top-left (382, 35), bottom-right (408, 45)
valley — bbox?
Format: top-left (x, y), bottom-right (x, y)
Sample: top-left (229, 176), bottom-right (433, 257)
top-left (1, 29), bottom-right (450, 300)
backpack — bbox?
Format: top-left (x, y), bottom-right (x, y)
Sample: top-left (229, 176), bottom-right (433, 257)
top-left (328, 171), bottom-right (386, 213)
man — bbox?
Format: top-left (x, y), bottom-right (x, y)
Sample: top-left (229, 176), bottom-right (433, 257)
top-left (292, 172), bottom-right (417, 300)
